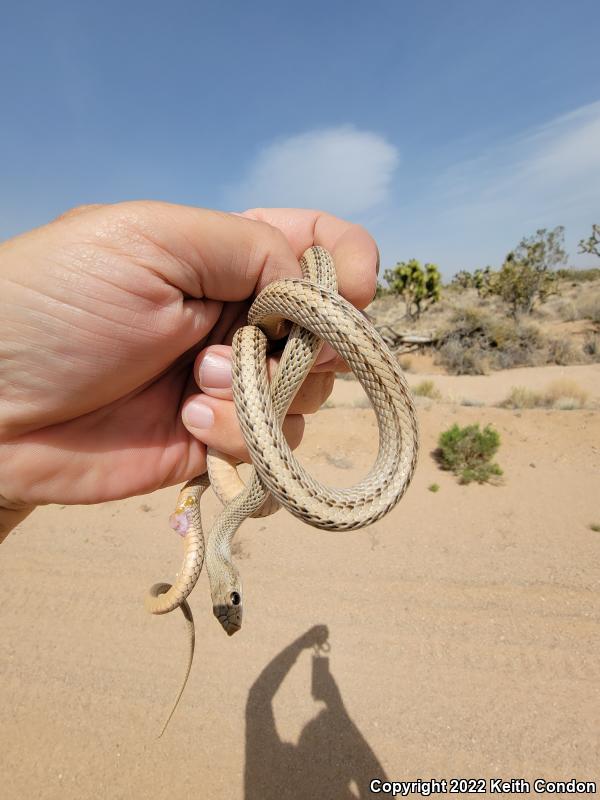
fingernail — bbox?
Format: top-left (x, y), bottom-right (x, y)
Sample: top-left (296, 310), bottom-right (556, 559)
top-left (183, 398), bottom-right (214, 429)
top-left (200, 353), bottom-right (232, 389)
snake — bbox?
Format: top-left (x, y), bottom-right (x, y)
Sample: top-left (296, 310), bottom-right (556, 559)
top-left (144, 246), bottom-right (419, 736)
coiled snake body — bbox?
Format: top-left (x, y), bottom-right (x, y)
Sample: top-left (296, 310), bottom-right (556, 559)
top-left (145, 246), bottom-right (419, 735)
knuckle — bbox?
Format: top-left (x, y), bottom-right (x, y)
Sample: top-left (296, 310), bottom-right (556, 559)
top-left (240, 218), bottom-right (290, 288)
top-left (52, 204), bottom-right (105, 222)
top-left (283, 415), bottom-right (305, 450)
top-left (290, 374), bottom-right (332, 414)
top-left (309, 372), bottom-right (335, 412)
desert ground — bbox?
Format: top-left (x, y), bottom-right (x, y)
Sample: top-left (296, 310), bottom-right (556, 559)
top-left (1, 355), bottom-right (599, 800)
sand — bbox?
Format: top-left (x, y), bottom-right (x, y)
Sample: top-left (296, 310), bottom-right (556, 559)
top-left (1, 363), bottom-right (599, 799)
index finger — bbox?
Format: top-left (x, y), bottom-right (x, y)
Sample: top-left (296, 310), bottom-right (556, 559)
top-left (42, 201), bottom-right (378, 308)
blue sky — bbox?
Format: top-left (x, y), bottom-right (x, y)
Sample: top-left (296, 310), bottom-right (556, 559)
top-left (1, 0), bottom-right (599, 278)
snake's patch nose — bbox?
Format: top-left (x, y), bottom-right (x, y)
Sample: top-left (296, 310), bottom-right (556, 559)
top-left (213, 604), bottom-right (242, 636)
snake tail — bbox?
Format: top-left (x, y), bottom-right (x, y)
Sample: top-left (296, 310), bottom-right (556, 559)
top-left (147, 582), bottom-right (195, 739)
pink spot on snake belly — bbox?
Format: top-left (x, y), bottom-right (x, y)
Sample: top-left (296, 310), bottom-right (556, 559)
top-left (169, 511), bottom-right (189, 537)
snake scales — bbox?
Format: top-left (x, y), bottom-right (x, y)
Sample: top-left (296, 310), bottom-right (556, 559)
top-left (145, 246), bottom-right (419, 736)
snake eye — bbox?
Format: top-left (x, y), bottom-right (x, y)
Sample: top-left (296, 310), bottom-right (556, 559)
top-left (230, 591), bottom-right (241, 606)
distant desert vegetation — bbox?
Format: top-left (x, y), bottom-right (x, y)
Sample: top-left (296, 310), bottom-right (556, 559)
top-left (370, 224), bottom-right (600, 377)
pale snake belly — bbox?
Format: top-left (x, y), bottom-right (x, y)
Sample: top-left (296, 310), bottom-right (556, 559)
top-left (145, 245), bottom-right (419, 736)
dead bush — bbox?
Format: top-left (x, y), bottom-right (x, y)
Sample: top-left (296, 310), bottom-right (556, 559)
top-left (413, 380), bottom-right (442, 399)
top-left (434, 306), bottom-right (545, 374)
top-left (500, 379), bottom-right (588, 410)
top-left (544, 379), bottom-right (588, 408)
top-left (546, 337), bottom-right (582, 365)
top-left (435, 338), bottom-right (489, 375)
top-left (583, 332), bottom-right (600, 361)
top-left (577, 293), bottom-right (600, 325)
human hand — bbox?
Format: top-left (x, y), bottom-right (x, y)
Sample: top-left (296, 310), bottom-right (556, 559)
top-left (0, 203), bottom-right (378, 509)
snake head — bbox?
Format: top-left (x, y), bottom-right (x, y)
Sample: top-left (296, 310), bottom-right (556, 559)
top-left (213, 589), bottom-right (242, 636)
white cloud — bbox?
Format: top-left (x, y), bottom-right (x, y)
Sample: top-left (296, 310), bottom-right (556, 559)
top-left (436, 101), bottom-right (600, 254)
top-left (221, 105), bottom-right (600, 277)
top-left (373, 100), bottom-right (600, 275)
top-left (223, 126), bottom-right (399, 217)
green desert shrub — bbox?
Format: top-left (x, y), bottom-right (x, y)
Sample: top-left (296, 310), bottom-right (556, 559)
top-left (489, 226), bottom-right (565, 316)
top-left (435, 423), bottom-right (503, 485)
top-left (383, 258), bottom-right (442, 319)
top-left (578, 224), bottom-right (600, 259)
top-left (450, 270), bottom-right (474, 290)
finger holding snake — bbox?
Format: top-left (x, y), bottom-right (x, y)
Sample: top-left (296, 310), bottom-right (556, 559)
top-left (180, 344), bottom-right (335, 464)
